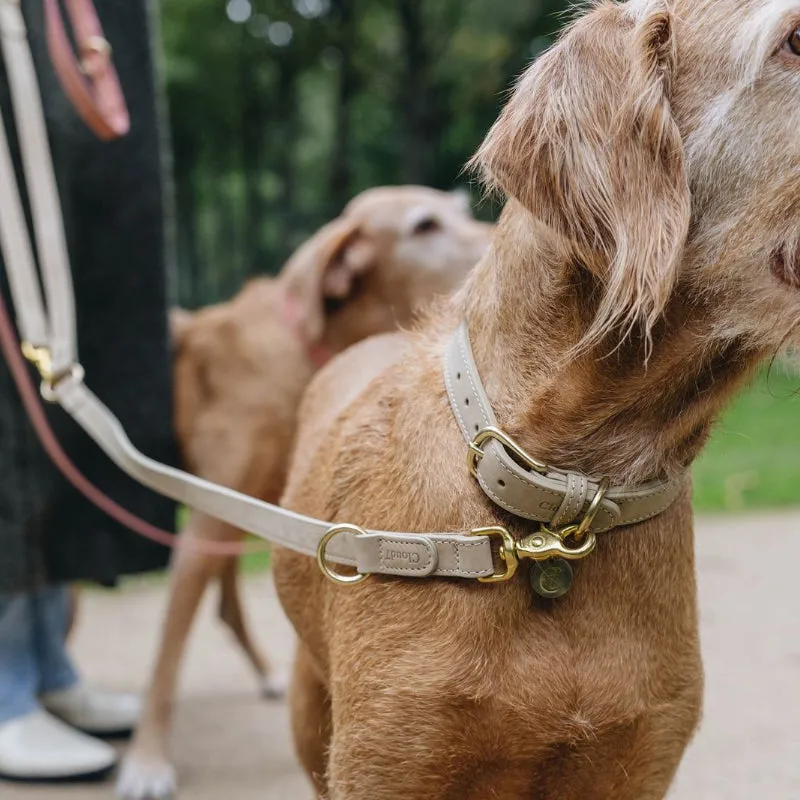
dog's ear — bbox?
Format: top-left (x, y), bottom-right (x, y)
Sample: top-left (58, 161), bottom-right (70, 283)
top-left (449, 188), bottom-right (474, 217)
top-left (280, 217), bottom-right (377, 344)
top-left (473, 1), bottom-right (690, 349)
top-left (169, 307), bottom-right (194, 347)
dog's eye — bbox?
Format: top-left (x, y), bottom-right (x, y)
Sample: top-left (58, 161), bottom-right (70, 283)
top-left (785, 27), bottom-right (800, 56)
top-left (412, 216), bottom-right (441, 236)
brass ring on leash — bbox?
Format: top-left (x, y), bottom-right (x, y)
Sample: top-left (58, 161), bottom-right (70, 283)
top-left (316, 524), bottom-right (370, 586)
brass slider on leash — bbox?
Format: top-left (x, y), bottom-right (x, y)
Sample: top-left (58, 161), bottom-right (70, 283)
top-left (21, 342), bottom-right (85, 401)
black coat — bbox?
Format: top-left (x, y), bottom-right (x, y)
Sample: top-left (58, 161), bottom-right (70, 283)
top-left (0, 0), bottom-right (177, 594)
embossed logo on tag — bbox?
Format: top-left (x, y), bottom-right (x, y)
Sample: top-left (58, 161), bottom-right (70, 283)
top-left (382, 544), bottom-right (425, 570)
top-left (385, 548), bottom-right (421, 565)
top-left (530, 558), bottom-right (573, 599)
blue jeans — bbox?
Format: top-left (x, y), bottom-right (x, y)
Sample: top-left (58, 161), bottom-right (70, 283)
top-left (0, 585), bottom-right (79, 725)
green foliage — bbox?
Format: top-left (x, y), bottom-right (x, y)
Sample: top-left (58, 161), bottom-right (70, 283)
top-left (161, 0), bottom-right (565, 306)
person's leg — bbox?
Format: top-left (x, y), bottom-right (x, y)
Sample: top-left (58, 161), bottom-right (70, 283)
top-left (32, 584), bottom-right (79, 695)
top-left (0, 589), bottom-right (116, 782)
top-left (0, 592), bottom-right (39, 725)
top-left (36, 584), bottom-right (140, 738)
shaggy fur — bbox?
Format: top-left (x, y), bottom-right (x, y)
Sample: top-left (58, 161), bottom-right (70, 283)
top-left (118, 186), bottom-right (491, 798)
top-left (275, 2), bottom-right (800, 798)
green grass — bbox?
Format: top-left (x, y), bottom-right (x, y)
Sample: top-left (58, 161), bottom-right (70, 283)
top-left (693, 367), bottom-right (800, 512)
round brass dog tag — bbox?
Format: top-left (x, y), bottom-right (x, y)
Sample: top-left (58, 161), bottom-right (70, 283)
top-left (530, 558), bottom-right (573, 599)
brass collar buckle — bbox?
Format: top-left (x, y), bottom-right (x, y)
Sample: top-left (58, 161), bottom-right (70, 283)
top-left (468, 426), bottom-right (548, 478)
top-left (470, 479), bottom-right (610, 585)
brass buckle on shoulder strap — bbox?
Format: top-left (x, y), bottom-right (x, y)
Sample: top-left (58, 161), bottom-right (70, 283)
top-left (21, 342), bottom-right (85, 402)
top-left (467, 426), bottom-right (548, 478)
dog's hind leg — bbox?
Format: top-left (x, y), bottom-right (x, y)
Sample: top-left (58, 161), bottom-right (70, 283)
top-left (117, 514), bottom-right (234, 800)
top-left (290, 644), bottom-right (332, 798)
top-left (217, 556), bottom-right (287, 698)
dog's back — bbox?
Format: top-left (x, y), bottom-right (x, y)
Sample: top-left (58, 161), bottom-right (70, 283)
top-left (172, 277), bottom-right (311, 499)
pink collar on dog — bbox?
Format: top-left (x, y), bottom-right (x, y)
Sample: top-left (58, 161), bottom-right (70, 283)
top-left (280, 293), bottom-right (335, 369)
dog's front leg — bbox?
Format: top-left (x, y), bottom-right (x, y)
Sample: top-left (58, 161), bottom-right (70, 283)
top-left (290, 643), bottom-right (332, 797)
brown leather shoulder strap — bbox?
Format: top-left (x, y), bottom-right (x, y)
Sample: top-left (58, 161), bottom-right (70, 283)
top-left (44, 0), bottom-right (129, 141)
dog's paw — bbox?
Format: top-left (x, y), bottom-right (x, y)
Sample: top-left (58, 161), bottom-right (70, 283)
top-left (116, 753), bottom-right (177, 800)
top-left (261, 669), bottom-right (289, 701)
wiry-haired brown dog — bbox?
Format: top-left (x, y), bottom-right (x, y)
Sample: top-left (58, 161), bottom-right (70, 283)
top-left (275, 1), bottom-right (800, 798)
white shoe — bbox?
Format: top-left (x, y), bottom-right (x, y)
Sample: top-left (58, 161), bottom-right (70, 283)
top-left (42, 684), bottom-right (141, 737)
top-left (0, 709), bottom-right (116, 781)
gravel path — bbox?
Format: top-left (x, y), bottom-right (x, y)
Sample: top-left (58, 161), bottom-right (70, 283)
top-left (4, 510), bottom-right (799, 800)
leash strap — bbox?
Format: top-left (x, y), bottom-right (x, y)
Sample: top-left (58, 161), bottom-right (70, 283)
top-left (444, 324), bottom-right (685, 533)
top-left (0, 0), bottom-right (75, 373)
top-left (51, 380), bottom-right (495, 579)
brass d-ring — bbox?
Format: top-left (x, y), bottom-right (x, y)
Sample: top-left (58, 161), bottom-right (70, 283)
top-left (574, 478), bottom-right (611, 540)
top-left (316, 524), bottom-right (369, 586)
top-left (80, 36), bottom-right (112, 76)
top-left (84, 36), bottom-right (112, 58)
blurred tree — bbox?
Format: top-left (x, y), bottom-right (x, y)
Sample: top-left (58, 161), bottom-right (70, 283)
top-left (160, 0), bottom-right (569, 307)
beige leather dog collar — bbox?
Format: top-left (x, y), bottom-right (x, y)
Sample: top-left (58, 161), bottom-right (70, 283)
top-left (444, 324), bottom-right (685, 534)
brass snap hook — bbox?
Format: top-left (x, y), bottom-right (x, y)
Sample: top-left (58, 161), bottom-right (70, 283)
top-left (573, 477), bottom-right (611, 540)
top-left (513, 478), bottom-right (610, 563)
top-left (515, 527), bottom-right (597, 562)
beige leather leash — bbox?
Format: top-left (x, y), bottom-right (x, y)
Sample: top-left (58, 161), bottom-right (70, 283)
top-left (0, 0), bottom-right (683, 591)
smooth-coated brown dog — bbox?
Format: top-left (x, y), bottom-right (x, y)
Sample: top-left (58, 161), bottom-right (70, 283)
top-left (275, 1), bottom-right (800, 798)
top-left (118, 186), bottom-right (491, 799)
